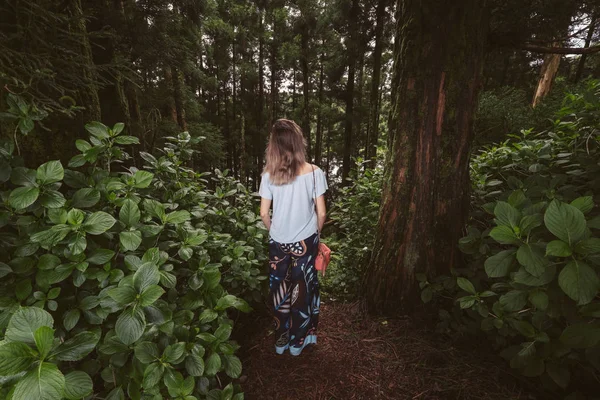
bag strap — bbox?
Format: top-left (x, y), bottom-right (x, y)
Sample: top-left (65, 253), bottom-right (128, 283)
top-left (311, 164), bottom-right (320, 238)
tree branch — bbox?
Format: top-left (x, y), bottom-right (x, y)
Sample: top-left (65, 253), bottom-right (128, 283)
top-left (519, 43), bottom-right (600, 54)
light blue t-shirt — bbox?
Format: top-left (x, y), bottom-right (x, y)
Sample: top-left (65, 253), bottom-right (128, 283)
top-left (259, 167), bottom-right (328, 244)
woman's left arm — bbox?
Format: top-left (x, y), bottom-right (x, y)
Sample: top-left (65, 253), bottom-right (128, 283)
top-left (260, 197), bottom-right (272, 231)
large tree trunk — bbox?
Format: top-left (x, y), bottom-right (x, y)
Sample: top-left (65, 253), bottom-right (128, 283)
top-left (301, 25), bottom-right (311, 158)
top-left (574, 16), bottom-right (596, 83)
top-left (341, 0), bottom-right (359, 184)
top-left (366, 0), bottom-right (387, 162)
top-left (164, 66), bottom-right (178, 124)
top-left (172, 66), bottom-right (187, 130)
top-left (315, 50), bottom-right (325, 166)
top-left (256, 10), bottom-right (265, 188)
top-left (364, 0), bottom-right (488, 314)
top-left (532, 44), bottom-right (561, 108)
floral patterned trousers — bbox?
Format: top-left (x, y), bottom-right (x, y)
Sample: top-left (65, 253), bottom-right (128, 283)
top-left (268, 232), bottom-right (320, 355)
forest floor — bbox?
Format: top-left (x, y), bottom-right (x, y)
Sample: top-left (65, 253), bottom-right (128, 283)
top-left (237, 302), bottom-right (541, 400)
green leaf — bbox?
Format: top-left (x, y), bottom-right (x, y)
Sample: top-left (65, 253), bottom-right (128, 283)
top-left (143, 199), bottom-right (166, 220)
top-left (163, 342), bottom-right (186, 363)
top-left (570, 196), bottom-right (594, 214)
top-left (546, 240), bottom-right (572, 257)
top-left (67, 209), bottom-right (85, 225)
top-left (120, 199), bottom-right (140, 227)
top-left (63, 309), bottom-right (80, 331)
top-left (494, 201), bottom-right (521, 228)
top-left (87, 249), bottom-right (115, 265)
top-left (120, 230), bottom-right (142, 252)
top-left (112, 122), bottom-right (125, 135)
top-left (519, 214), bottom-right (543, 236)
top-left (204, 352), bottom-right (221, 376)
top-left (489, 225), bottom-right (520, 245)
top-left (456, 277), bottom-right (476, 295)
top-left (11, 167), bottom-right (37, 186)
top-left (511, 320), bottom-right (536, 338)
top-left (114, 135), bottom-right (140, 145)
top-left (134, 342), bottom-right (159, 364)
top-left (105, 387), bottom-right (125, 400)
top-left (6, 307), bottom-right (54, 345)
top-left (71, 188), bottom-right (100, 208)
top-left (560, 323), bottom-right (600, 348)
top-left (48, 208), bottom-right (67, 224)
top-left (185, 354), bottom-right (205, 376)
top-left (203, 269), bottom-right (221, 290)
top-left (82, 212), bottom-right (116, 235)
top-left (34, 326), bottom-right (55, 359)
top-left (528, 289), bottom-right (548, 310)
top-left (12, 362), bottom-right (65, 400)
top-left (9, 186), bottom-right (40, 209)
top-left (133, 171), bottom-right (154, 188)
top-left (574, 238), bottom-right (600, 256)
top-left (458, 296), bottom-right (476, 309)
top-left (546, 363), bottom-right (571, 389)
top-left (214, 325), bottom-right (232, 342)
top-left (63, 371), bottom-right (93, 400)
top-left (115, 308), bottom-right (146, 345)
top-left (516, 244), bottom-right (547, 277)
top-left (108, 286), bottom-right (137, 306)
top-left (36, 161), bottom-right (64, 185)
top-left (50, 331), bottom-right (99, 361)
top-left (199, 309), bottom-right (218, 324)
top-left (15, 279), bottom-right (32, 301)
top-left (134, 263), bottom-right (160, 292)
top-left (484, 249), bottom-right (516, 278)
top-left (139, 285), bottom-right (165, 306)
top-left (544, 200), bottom-right (586, 245)
top-left (75, 140), bottom-right (91, 152)
top-left (166, 210), bottom-right (191, 224)
top-left (39, 190), bottom-right (66, 208)
top-left (31, 225), bottom-right (70, 247)
top-left (0, 342), bottom-right (36, 375)
top-left (223, 355), bottom-right (242, 378)
top-left (143, 363), bottom-right (164, 389)
top-left (85, 121), bottom-right (110, 139)
top-left (558, 260), bottom-right (599, 305)
top-left (500, 290), bottom-right (527, 312)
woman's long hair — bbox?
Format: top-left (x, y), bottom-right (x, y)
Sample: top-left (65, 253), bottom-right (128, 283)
top-left (263, 119), bottom-right (307, 185)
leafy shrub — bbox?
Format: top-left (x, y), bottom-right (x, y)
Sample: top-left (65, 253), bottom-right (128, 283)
top-left (421, 80), bottom-right (600, 394)
top-left (0, 119), bottom-right (267, 399)
top-left (321, 165), bottom-right (383, 299)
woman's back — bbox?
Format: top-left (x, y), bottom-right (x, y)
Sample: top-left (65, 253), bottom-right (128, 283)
top-left (259, 163), bottom-right (327, 244)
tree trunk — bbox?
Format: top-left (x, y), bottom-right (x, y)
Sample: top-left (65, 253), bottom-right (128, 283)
top-left (364, 0), bottom-right (488, 315)
top-left (366, 0), bottom-right (387, 162)
top-left (256, 10), bottom-right (265, 188)
top-left (292, 66), bottom-right (297, 112)
top-left (301, 26), bottom-right (311, 158)
top-left (315, 51), bottom-right (325, 166)
top-left (341, 0), bottom-right (359, 184)
top-left (532, 45), bottom-right (561, 108)
top-left (574, 16), bottom-right (596, 83)
top-left (164, 66), bottom-right (178, 124)
top-left (172, 66), bottom-right (187, 130)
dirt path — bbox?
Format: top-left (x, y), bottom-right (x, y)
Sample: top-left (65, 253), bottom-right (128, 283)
top-left (239, 302), bottom-right (537, 400)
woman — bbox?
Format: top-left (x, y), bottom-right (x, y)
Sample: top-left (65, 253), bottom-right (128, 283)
top-left (259, 119), bottom-right (328, 356)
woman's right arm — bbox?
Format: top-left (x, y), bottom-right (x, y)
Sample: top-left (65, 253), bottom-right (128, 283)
top-left (316, 195), bottom-right (326, 232)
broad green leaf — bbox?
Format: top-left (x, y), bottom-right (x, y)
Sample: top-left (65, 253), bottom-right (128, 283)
top-left (500, 290), bottom-right (527, 312)
top-left (12, 362), bottom-right (65, 400)
top-left (9, 186), bottom-right (39, 209)
top-left (108, 286), bottom-right (137, 306)
top-left (516, 244), bottom-right (547, 277)
top-left (105, 387), bottom-right (125, 400)
top-left (484, 249), bottom-right (516, 278)
top-left (6, 307), bottom-right (54, 345)
top-left (143, 199), bottom-right (166, 220)
top-left (544, 200), bottom-right (586, 245)
top-left (11, 167), bottom-right (37, 186)
top-left (163, 342), bottom-right (186, 363)
top-left (114, 135), bottom-right (140, 145)
top-left (459, 296), bottom-right (476, 309)
top-left (143, 363), bottom-right (164, 389)
top-left (34, 326), bottom-right (55, 359)
top-left (67, 209), bottom-right (84, 225)
top-left (510, 320), bottom-right (536, 338)
top-left (519, 214), bottom-right (543, 236)
top-left (178, 246), bottom-right (193, 261)
top-left (560, 322), bottom-right (600, 348)
top-left (134, 342), bottom-right (159, 364)
top-left (203, 269), bottom-right (221, 290)
top-left (139, 285), bottom-right (164, 306)
top-left (112, 122), bottom-right (125, 135)
top-left (528, 289), bottom-right (548, 310)
top-left (198, 309), bottom-right (218, 324)
top-left (489, 225), bottom-right (520, 245)
top-left (120, 230), bottom-right (142, 252)
top-left (456, 277), bottom-right (476, 295)
top-left (214, 324), bottom-right (232, 342)
top-left (82, 212), bottom-right (116, 235)
top-left (133, 171), bottom-right (154, 188)
top-left (75, 140), bottom-right (91, 152)
top-left (87, 249), bottom-right (115, 265)
top-left (36, 160), bottom-right (64, 185)
top-left (39, 190), bottom-right (66, 208)
top-left (223, 355), bottom-right (242, 378)
top-left (546, 362), bottom-right (571, 389)
top-left (166, 210), bottom-right (191, 224)
top-left (71, 188), bottom-right (100, 208)
top-left (134, 263), bottom-right (160, 292)
top-left (63, 371), bottom-right (93, 400)
top-left (574, 238), bottom-right (600, 256)
top-left (120, 199), bottom-right (140, 227)
top-left (63, 309), bottom-right (80, 331)
top-left (494, 201), bottom-right (521, 228)
top-left (68, 234), bottom-right (87, 255)
top-left (185, 354), bottom-right (204, 376)
top-left (85, 121), bottom-right (110, 139)
top-left (570, 196), bottom-right (594, 214)
top-left (37, 254), bottom-right (61, 271)
top-left (15, 279), bottom-right (32, 301)
top-left (204, 352), bottom-right (221, 376)
top-left (0, 342), bottom-right (35, 375)
top-left (546, 240), bottom-right (572, 257)
top-left (558, 260), bottom-right (599, 305)
top-left (50, 331), bottom-right (99, 361)
top-left (115, 308), bottom-right (146, 345)
top-left (31, 225), bottom-right (70, 247)
top-left (48, 208), bottom-right (67, 224)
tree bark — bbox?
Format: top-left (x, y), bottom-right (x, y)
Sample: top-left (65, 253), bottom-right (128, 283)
top-left (364, 0), bottom-right (488, 315)
top-left (341, 0), bottom-right (359, 184)
top-left (366, 0), bottom-right (387, 162)
top-left (315, 50), bottom-right (325, 166)
top-left (164, 66), bottom-right (178, 124)
top-left (256, 10), bottom-right (265, 188)
top-left (532, 43), bottom-right (561, 108)
top-left (301, 24), bottom-right (311, 158)
top-left (574, 16), bottom-right (596, 83)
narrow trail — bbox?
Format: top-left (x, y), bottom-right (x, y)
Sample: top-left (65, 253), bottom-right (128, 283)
top-left (239, 302), bottom-right (537, 400)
